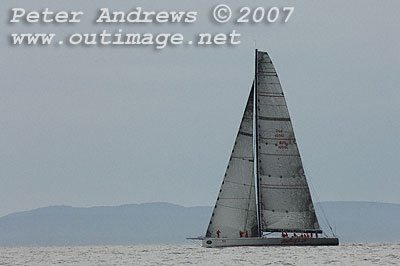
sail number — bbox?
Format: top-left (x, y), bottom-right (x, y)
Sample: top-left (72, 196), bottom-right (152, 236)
top-left (275, 130), bottom-right (288, 149)
top-left (278, 141), bottom-right (288, 149)
top-left (237, 7), bottom-right (294, 23)
top-left (275, 129), bottom-right (284, 138)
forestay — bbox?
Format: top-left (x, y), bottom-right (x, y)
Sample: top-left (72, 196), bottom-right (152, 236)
top-left (206, 87), bottom-right (258, 238)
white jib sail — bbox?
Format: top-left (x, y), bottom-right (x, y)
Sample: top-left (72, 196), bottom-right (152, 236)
top-left (256, 51), bottom-right (320, 232)
top-left (206, 87), bottom-right (258, 238)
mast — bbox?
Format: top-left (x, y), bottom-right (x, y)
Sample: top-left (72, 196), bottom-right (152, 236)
top-left (254, 49), bottom-right (262, 237)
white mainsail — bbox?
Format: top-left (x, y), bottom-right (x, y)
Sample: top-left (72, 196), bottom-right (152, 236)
top-left (206, 87), bottom-right (258, 238)
top-left (255, 51), bottom-right (320, 233)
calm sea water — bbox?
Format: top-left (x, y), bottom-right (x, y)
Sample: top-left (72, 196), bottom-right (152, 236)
top-left (0, 243), bottom-right (399, 265)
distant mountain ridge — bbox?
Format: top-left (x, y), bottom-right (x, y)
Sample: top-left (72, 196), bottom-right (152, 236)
top-left (314, 201), bottom-right (400, 243)
top-left (0, 201), bottom-right (399, 246)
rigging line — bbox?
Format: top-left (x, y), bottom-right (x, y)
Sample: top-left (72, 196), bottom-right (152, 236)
top-left (304, 167), bottom-right (335, 236)
top-left (309, 178), bottom-right (334, 234)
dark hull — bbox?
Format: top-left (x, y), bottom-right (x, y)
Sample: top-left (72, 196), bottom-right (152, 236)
top-left (202, 237), bottom-right (339, 248)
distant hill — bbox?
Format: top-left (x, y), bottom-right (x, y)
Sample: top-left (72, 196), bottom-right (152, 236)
top-left (315, 201), bottom-right (400, 243)
top-left (0, 201), bottom-right (398, 246)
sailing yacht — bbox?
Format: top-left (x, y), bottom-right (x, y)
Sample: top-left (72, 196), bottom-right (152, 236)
top-left (202, 50), bottom-right (339, 247)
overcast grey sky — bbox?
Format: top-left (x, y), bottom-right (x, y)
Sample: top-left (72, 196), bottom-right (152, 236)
top-left (1, 0), bottom-right (399, 217)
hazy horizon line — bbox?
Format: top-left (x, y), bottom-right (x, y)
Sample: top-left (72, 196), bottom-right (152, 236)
top-left (3, 200), bottom-right (399, 218)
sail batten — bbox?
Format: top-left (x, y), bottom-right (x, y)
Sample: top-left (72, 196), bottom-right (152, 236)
top-left (255, 51), bottom-right (320, 233)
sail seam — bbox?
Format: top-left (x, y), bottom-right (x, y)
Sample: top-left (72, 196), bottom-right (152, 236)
top-left (224, 180), bottom-right (253, 187)
top-left (219, 197), bottom-right (256, 200)
top-left (238, 131), bottom-right (252, 137)
top-left (259, 94), bottom-right (284, 98)
top-left (260, 187), bottom-right (308, 190)
top-left (258, 116), bottom-right (290, 121)
top-left (258, 104), bottom-right (287, 107)
top-left (257, 91), bottom-right (282, 94)
top-left (260, 137), bottom-right (295, 141)
top-left (217, 203), bottom-right (257, 212)
top-left (259, 152), bottom-right (299, 157)
top-left (260, 186), bottom-right (308, 189)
